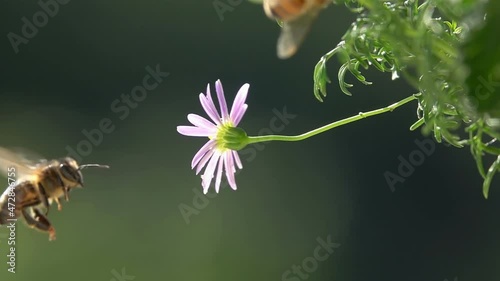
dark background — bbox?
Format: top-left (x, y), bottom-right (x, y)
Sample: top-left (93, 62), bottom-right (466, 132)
top-left (0, 1), bottom-right (499, 281)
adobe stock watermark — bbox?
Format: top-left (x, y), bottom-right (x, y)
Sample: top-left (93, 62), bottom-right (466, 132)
top-left (282, 235), bottom-right (340, 281)
top-left (178, 106), bottom-right (297, 224)
top-left (213, 0), bottom-right (244, 21)
top-left (384, 138), bottom-right (436, 192)
top-left (65, 64), bottom-right (169, 163)
top-left (110, 267), bottom-right (135, 281)
top-left (7, 0), bottom-right (71, 54)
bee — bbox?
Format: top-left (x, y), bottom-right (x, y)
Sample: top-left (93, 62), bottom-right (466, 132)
top-left (263, 0), bottom-right (330, 59)
top-left (0, 148), bottom-right (108, 241)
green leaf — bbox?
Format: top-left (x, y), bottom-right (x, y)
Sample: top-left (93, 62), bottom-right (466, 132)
top-left (338, 63), bottom-right (354, 96)
top-left (483, 155), bottom-right (500, 199)
top-left (313, 56), bottom-right (332, 102)
top-left (433, 124), bottom-right (443, 143)
top-left (410, 118), bottom-right (425, 131)
top-left (313, 45), bottom-right (342, 101)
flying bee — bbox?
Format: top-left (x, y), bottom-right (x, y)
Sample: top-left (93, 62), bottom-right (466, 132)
top-left (263, 0), bottom-right (330, 59)
top-left (0, 147), bottom-right (108, 241)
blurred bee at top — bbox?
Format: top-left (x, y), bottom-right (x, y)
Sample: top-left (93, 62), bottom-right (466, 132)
top-left (0, 147), bottom-right (109, 241)
top-left (263, 0), bottom-right (330, 59)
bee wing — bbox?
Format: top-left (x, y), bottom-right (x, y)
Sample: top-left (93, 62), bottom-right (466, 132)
top-left (0, 147), bottom-right (42, 180)
top-left (276, 7), bottom-right (321, 59)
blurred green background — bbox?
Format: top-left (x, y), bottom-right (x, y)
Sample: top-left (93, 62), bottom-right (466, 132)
top-left (0, 1), bottom-right (499, 281)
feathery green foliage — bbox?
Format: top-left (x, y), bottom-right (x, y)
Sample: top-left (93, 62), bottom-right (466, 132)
top-left (312, 0), bottom-right (499, 197)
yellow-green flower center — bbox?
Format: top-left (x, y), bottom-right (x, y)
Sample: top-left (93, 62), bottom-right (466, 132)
top-left (210, 122), bottom-right (249, 151)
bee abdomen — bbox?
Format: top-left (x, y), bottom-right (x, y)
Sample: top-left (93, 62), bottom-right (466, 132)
top-left (0, 181), bottom-right (40, 224)
top-left (0, 191), bottom-right (15, 225)
top-left (268, 0), bottom-right (306, 21)
top-left (0, 208), bottom-right (12, 225)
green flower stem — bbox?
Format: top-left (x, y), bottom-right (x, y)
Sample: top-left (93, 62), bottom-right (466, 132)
top-left (247, 94), bottom-right (418, 144)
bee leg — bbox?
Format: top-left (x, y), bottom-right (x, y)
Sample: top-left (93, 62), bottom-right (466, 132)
top-left (56, 175), bottom-right (70, 202)
top-left (21, 208), bottom-right (56, 241)
top-left (33, 209), bottom-right (56, 241)
top-left (54, 197), bottom-right (63, 211)
top-left (64, 187), bottom-right (70, 202)
top-left (38, 182), bottom-right (50, 215)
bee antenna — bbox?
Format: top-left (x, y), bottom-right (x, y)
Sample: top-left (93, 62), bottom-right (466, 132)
top-left (79, 164), bottom-right (110, 170)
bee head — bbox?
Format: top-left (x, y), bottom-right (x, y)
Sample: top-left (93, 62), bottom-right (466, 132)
top-left (59, 157), bottom-right (109, 187)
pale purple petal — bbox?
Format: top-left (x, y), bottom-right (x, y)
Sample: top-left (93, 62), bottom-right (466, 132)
top-left (232, 104), bottom-right (248, 126)
top-left (199, 93), bottom-right (221, 126)
top-left (187, 114), bottom-right (217, 130)
top-left (191, 139), bottom-right (217, 169)
top-left (205, 84), bottom-right (222, 122)
top-left (177, 126), bottom-right (215, 137)
top-left (214, 156), bottom-right (224, 193)
top-left (195, 148), bottom-right (215, 175)
top-left (205, 84), bottom-right (216, 107)
top-left (229, 83), bottom-right (249, 122)
top-left (232, 151), bottom-right (243, 169)
top-left (215, 80), bottom-right (229, 121)
top-left (202, 151), bottom-right (221, 194)
top-left (224, 152), bottom-right (237, 190)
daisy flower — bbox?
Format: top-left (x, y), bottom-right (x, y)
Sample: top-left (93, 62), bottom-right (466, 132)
top-left (177, 79), bottom-right (250, 194)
